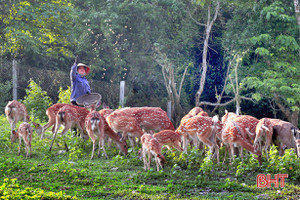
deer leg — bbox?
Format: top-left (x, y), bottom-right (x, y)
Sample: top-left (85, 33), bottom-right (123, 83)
top-left (182, 133), bottom-right (188, 153)
top-left (142, 147), bottom-right (147, 171)
top-left (147, 150), bottom-right (151, 170)
top-left (128, 135), bottom-right (136, 151)
top-left (18, 137), bottom-right (22, 155)
top-left (155, 156), bottom-right (160, 171)
top-left (89, 139), bottom-right (95, 160)
top-left (229, 142), bottom-right (235, 161)
top-left (239, 145), bottom-right (244, 160)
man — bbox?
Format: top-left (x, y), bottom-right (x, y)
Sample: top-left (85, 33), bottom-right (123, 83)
top-left (70, 56), bottom-right (91, 106)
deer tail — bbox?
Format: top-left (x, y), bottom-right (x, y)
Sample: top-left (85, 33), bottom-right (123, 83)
top-left (58, 111), bottom-right (65, 122)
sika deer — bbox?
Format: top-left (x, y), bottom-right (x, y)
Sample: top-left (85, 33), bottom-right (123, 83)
top-left (5, 100), bottom-right (42, 136)
top-left (141, 133), bottom-right (165, 171)
top-left (11, 122), bottom-right (33, 158)
top-left (180, 107), bottom-right (204, 124)
top-left (5, 100), bottom-right (30, 132)
top-left (107, 107), bottom-right (175, 134)
top-left (49, 105), bottom-right (89, 151)
top-left (221, 119), bottom-right (262, 165)
top-left (40, 103), bottom-right (68, 140)
top-left (254, 118), bottom-right (274, 160)
top-left (107, 115), bottom-right (144, 150)
top-left (98, 108), bottom-right (128, 155)
top-left (153, 130), bottom-right (183, 152)
top-left (176, 115), bottom-right (221, 162)
top-left (85, 105), bottom-right (107, 159)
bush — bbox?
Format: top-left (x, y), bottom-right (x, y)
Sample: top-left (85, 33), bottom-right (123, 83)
top-left (58, 86), bottom-right (71, 104)
top-left (0, 178), bottom-right (77, 199)
top-left (22, 79), bottom-right (53, 122)
top-left (0, 81), bottom-right (12, 114)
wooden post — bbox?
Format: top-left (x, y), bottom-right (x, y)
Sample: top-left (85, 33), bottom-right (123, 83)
top-left (167, 101), bottom-right (172, 120)
top-left (119, 80), bottom-right (125, 108)
top-left (12, 59), bottom-right (18, 100)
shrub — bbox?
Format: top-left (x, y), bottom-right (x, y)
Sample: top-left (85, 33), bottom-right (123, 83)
top-left (22, 79), bottom-right (53, 122)
top-left (58, 86), bottom-right (71, 104)
top-left (0, 178), bottom-right (76, 199)
top-left (0, 81), bottom-right (12, 114)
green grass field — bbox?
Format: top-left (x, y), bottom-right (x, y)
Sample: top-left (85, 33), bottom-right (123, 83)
top-left (0, 115), bottom-right (299, 199)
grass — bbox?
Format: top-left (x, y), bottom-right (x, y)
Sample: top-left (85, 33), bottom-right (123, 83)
top-left (0, 115), bottom-right (300, 199)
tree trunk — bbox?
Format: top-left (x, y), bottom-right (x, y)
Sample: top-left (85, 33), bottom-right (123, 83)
top-left (195, 2), bottom-right (220, 106)
top-left (274, 92), bottom-right (299, 126)
top-left (153, 47), bottom-right (186, 126)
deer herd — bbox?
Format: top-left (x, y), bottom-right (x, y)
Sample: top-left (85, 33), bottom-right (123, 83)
top-left (4, 100), bottom-right (300, 171)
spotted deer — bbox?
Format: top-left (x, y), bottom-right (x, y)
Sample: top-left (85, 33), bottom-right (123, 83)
top-left (254, 118), bottom-right (274, 160)
top-left (5, 100), bottom-right (30, 132)
top-left (176, 115), bottom-right (221, 162)
top-left (180, 107), bottom-right (204, 124)
top-left (221, 110), bottom-right (238, 124)
top-left (232, 115), bottom-right (259, 143)
top-left (98, 108), bottom-right (128, 155)
top-left (141, 133), bottom-right (165, 171)
top-left (5, 100), bottom-right (42, 136)
top-left (40, 103), bottom-right (68, 140)
top-left (153, 130), bottom-right (183, 152)
top-left (221, 117), bottom-right (262, 165)
top-left (10, 122), bottom-right (33, 158)
top-left (49, 104), bottom-right (89, 151)
top-left (107, 107), bottom-right (175, 133)
top-left (107, 115), bottom-right (144, 150)
top-left (85, 104), bottom-right (107, 159)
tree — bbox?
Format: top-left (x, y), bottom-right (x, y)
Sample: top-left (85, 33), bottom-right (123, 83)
top-left (0, 0), bottom-right (76, 99)
top-left (222, 0), bottom-right (300, 125)
top-left (186, 0), bottom-right (220, 106)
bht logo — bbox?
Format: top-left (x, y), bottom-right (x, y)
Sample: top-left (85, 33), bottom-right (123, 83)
top-left (257, 174), bottom-right (288, 188)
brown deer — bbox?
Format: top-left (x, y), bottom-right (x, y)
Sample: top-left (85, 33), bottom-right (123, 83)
top-left (98, 108), bottom-right (128, 155)
top-left (107, 115), bottom-right (144, 149)
top-left (5, 100), bottom-right (42, 136)
top-left (141, 133), bottom-right (165, 171)
top-left (221, 110), bottom-right (238, 124)
top-left (270, 119), bottom-right (300, 156)
top-left (49, 104), bottom-right (89, 151)
top-left (221, 117), bottom-right (262, 165)
top-left (107, 107), bottom-right (175, 133)
top-left (40, 103), bottom-right (68, 140)
top-left (293, 128), bottom-right (300, 158)
top-left (85, 104), bottom-right (107, 159)
top-left (5, 100), bottom-right (30, 132)
top-left (180, 107), bottom-right (204, 124)
top-left (176, 115), bottom-right (221, 162)
top-left (10, 122), bottom-right (33, 158)
top-left (254, 118), bottom-right (274, 160)
top-left (153, 130), bottom-right (183, 152)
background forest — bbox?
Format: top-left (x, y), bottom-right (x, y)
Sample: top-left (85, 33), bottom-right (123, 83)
top-left (0, 0), bottom-right (299, 127)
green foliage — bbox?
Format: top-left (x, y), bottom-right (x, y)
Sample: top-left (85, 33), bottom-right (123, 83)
top-left (57, 86), bottom-right (71, 104)
top-left (0, 178), bottom-right (76, 199)
top-left (0, 0), bottom-right (75, 58)
top-left (199, 155), bottom-right (214, 176)
top-left (22, 79), bottom-right (53, 122)
top-left (223, 0), bottom-right (300, 117)
top-left (0, 81), bottom-right (12, 114)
